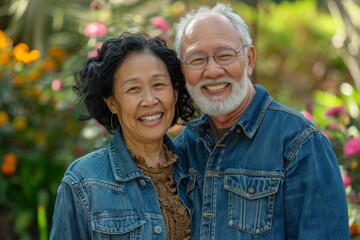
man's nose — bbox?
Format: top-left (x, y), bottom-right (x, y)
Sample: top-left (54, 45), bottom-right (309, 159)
top-left (203, 57), bottom-right (225, 79)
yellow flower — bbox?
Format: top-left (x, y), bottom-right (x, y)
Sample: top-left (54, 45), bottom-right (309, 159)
top-left (13, 116), bottom-right (27, 131)
top-left (32, 86), bottom-right (42, 98)
top-left (0, 30), bottom-right (13, 49)
top-left (14, 75), bottom-right (26, 87)
top-left (36, 132), bottom-right (47, 147)
top-left (28, 69), bottom-right (42, 82)
top-left (13, 43), bottom-right (41, 64)
top-left (0, 111), bottom-right (9, 126)
top-left (351, 160), bottom-right (358, 170)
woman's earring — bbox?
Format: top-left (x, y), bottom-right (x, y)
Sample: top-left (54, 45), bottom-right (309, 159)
top-left (111, 113), bottom-right (117, 130)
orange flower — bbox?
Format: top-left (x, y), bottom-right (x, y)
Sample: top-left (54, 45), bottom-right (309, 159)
top-left (42, 59), bottom-right (57, 71)
top-left (48, 47), bottom-right (67, 61)
top-left (0, 49), bottom-right (12, 66)
top-left (0, 111), bottom-right (9, 126)
top-left (28, 69), bottom-right (42, 82)
top-left (1, 152), bottom-right (17, 176)
top-left (1, 163), bottom-right (16, 176)
top-left (3, 152), bottom-right (17, 165)
top-left (13, 43), bottom-right (41, 64)
top-left (0, 30), bottom-right (13, 49)
top-left (31, 86), bottom-right (41, 98)
top-left (14, 75), bottom-right (26, 87)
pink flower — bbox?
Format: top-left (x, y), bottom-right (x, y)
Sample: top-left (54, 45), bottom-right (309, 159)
top-left (51, 79), bottom-right (62, 92)
top-left (325, 104), bottom-right (345, 117)
top-left (150, 16), bottom-right (170, 32)
top-left (88, 50), bottom-right (99, 58)
top-left (84, 22), bottom-right (107, 38)
top-left (88, 42), bottom-right (103, 58)
top-left (90, 0), bottom-right (105, 9)
top-left (343, 173), bottom-right (352, 187)
top-left (343, 136), bottom-right (360, 158)
top-left (301, 111), bottom-right (313, 122)
top-left (327, 122), bottom-right (340, 131)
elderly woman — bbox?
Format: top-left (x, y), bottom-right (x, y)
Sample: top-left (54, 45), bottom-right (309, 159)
top-left (50, 33), bottom-right (195, 240)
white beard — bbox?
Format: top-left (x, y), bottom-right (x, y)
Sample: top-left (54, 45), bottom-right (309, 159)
top-left (186, 70), bottom-right (250, 116)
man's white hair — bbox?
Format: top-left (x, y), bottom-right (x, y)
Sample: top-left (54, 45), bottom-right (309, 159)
top-left (174, 3), bottom-right (253, 60)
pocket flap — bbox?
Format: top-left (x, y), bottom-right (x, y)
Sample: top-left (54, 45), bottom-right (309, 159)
top-left (91, 213), bottom-right (146, 234)
top-left (224, 175), bottom-right (280, 200)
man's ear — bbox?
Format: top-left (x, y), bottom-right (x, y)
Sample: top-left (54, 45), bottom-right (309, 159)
top-left (103, 97), bottom-right (116, 114)
top-left (246, 45), bottom-right (257, 76)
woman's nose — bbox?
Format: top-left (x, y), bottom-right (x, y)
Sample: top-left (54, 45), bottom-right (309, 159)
top-left (141, 88), bottom-right (159, 106)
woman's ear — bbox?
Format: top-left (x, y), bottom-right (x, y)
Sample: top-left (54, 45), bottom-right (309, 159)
top-left (103, 97), bottom-right (116, 114)
top-left (174, 90), bottom-right (179, 103)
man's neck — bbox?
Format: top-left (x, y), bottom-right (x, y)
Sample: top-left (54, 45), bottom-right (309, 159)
top-left (210, 84), bottom-right (256, 129)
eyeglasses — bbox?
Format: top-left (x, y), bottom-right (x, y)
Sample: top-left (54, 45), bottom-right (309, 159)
top-left (182, 45), bottom-right (247, 70)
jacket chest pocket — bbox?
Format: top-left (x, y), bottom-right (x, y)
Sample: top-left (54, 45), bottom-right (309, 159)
top-left (91, 214), bottom-right (146, 240)
top-left (224, 175), bottom-right (280, 235)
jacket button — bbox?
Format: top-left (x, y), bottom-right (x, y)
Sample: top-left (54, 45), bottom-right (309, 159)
top-left (154, 226), bottom-right (162, 234)
top-left (247, 187), bottom-right (256, 194)
top-left (139, 179), bottom-right (146, 186)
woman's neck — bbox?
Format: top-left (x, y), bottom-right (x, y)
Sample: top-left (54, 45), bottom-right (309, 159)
top-left (123, 134), bottom-right (165, 168)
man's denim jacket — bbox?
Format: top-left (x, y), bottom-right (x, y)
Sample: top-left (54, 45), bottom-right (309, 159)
top-left (173, 84), bottom-right (350, 240)
top-left (50, 128), bottom-right (179, 240)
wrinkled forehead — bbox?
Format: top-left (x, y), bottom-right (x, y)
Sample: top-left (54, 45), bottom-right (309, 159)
top-left (182, 13), bottom-right (241, 54)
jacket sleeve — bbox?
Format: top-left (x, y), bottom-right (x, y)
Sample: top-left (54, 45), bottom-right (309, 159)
top-left (284, 130), bottom-right (350, 239)
top-left (50, 177), bottom-right (90, 240)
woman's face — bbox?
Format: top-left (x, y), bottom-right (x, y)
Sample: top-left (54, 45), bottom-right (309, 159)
top-left (104, 51), bottom-right (178, 144)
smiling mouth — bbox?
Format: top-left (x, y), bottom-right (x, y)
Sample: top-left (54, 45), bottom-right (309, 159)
top-left (139, 113), bottom-right (163, 123)
top-left (204, 83), bottom-right (228, 91)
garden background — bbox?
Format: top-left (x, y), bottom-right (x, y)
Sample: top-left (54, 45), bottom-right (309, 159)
top-left (0, 0), bottom-right (360, 239)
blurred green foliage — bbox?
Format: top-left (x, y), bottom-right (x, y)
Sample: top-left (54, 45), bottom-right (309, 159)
top-left (309, 84), bottom-right (360, 237)
top-left (0, 0), bottom-right (359, 239)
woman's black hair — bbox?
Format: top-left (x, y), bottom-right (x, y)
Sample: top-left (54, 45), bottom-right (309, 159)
top-left (73, 32), bottom-right (195, 134)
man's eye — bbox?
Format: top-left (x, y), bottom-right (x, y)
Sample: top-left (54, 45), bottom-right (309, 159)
top-left (189, 57), bottom-right (206, 65)
top-left (216, 53), bottom-right (234, 61)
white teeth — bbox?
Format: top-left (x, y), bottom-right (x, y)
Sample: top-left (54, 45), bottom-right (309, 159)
top-left (206, 83), bottom-right (227, 91)
top-left (140, 113), bottom-right (162, 122)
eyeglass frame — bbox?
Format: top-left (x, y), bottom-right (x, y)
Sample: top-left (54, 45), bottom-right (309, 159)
top-left (181, 44), bottom-right (248, 70)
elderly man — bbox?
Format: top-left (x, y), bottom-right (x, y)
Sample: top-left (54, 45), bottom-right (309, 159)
top-left (173, 3), bottom-right (349, 240)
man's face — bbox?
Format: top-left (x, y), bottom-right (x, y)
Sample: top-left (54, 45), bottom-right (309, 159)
top-left (181, 13), bottom-right (255, 116)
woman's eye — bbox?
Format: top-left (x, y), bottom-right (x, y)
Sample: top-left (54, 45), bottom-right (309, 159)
top-left (155, 83), bottom-right (164, 87)
top-left (154, 81), bottom-right (168, 88)
top-left (127, 86), bottom-right (140, 93)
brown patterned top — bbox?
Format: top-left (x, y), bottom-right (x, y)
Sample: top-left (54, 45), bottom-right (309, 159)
top-left (130, 145), bottom-right (191, 240)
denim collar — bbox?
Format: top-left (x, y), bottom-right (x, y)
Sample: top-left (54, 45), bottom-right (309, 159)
top-left (107, 126), bottom-right (176, 182)
top-left (184, 84), bottom-right (273, 139)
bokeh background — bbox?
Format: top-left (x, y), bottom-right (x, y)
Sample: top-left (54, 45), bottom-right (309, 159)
top-left (0, 0), bottom-right (359, 239)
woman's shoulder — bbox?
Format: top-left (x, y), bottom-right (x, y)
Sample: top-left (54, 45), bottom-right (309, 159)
top-left (63, 146), bottom-right (111, 183)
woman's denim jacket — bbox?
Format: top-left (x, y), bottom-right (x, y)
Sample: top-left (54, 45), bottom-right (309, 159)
top-left (50, 128), bottom-right (180, 240)
top-left (173, 84), bottom-right (350, 240)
